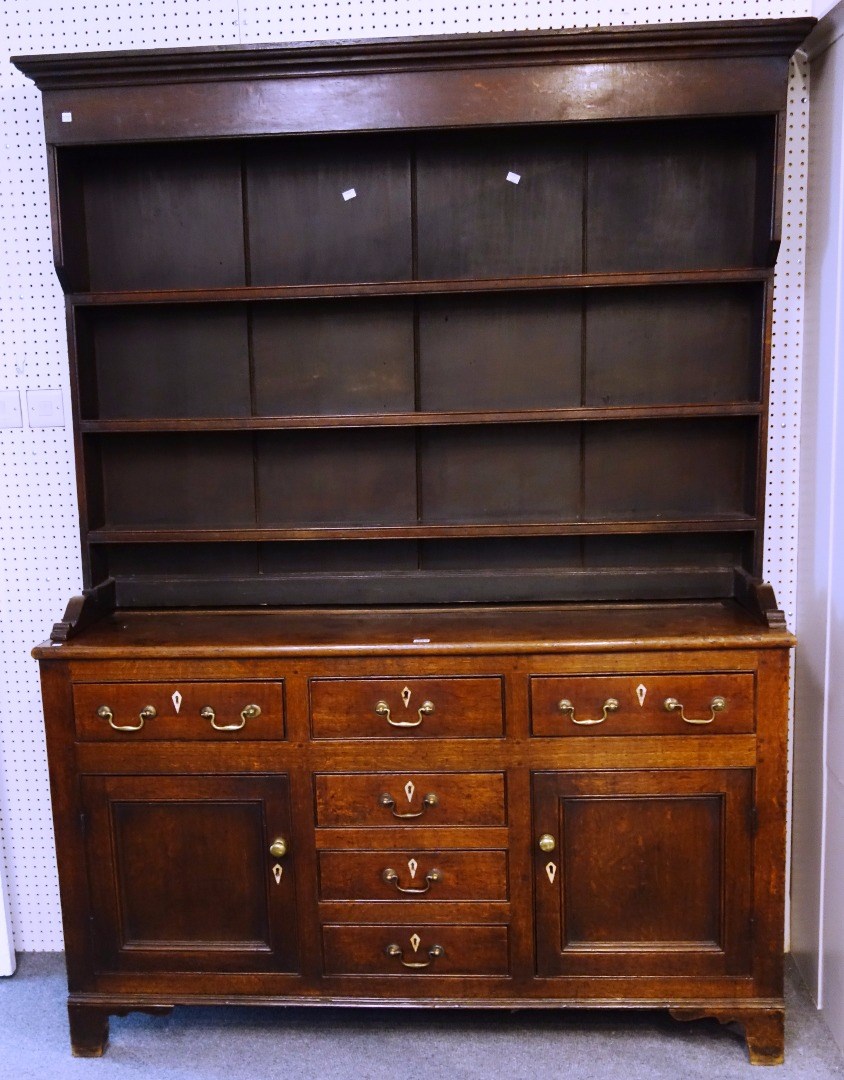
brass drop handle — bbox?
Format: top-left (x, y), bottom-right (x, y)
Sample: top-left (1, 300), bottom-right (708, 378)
top-left (375, 699), bottom-right (435, 728)
top-left (385, 942), bottom-right (445, 968)
top-left (269, 837), bottom-right (288, 858)
top-left (538, 834), bottom-right (556, 853)
top-left (664, 695), bottom-right (726, 725)
top-left (382, 867), bottom-right (442, 894)
top-left (559, 697), bottom-right (619, 726)
top-left (378, 791), bottom-right (438, 819)
top-left (97, 704), bottom-right (155, 732)
top-left (200, 703), bottom-right (259, 731)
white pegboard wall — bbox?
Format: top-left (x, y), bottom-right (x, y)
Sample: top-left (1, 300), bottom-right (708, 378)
top-left (0, 1), bottom-right (812, 951)
top-left (765, 53), bottom-right (811, 627)
top-left (239, 0), bottom-right (810, 40)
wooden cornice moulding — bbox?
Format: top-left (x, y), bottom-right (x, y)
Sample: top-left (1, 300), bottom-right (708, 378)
top-left (14, 20), bottom-right (815, 145)
top-left (12, 19), bottom-right (816, 90)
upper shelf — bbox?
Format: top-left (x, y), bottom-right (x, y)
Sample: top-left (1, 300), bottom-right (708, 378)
top-left (50, 116), bottom-right (777, 295)
top-left (69, 268), bottom-right (773, 308)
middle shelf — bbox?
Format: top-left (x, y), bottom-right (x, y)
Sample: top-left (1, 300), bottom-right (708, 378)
top-left (73, 282), bottom-right (766, 424)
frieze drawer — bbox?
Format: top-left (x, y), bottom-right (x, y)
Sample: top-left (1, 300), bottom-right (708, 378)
top-left (310, 677), bottom-right (504, 739)
top-left (530, 674), bottom-right (755, 736)
top-left (73, 682), bottom-right (285, 740)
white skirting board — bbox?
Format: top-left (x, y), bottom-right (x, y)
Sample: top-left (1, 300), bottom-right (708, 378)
top-left (0, 863), bottom-right (16, 976)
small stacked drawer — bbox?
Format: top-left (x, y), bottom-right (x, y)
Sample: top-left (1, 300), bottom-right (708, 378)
top-left (311, 675), bottom-right (509, 977)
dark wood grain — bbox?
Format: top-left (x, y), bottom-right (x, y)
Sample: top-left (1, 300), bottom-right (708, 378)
top-left (28, 54), bottom-right (801, 146)
top-left (416, 129), bottom-right (583, 280)
top-left (530, 673), bottom-right (755, 736)
top-left (34, 601), bottom-right (793, 661)
top-left (67, 1004), bottom-right (110, 1057)
top-left (317, 849), bottom-right (508, 901)
top-left (36, 606), bottom-right (792, 1061)
top-left (252, 300), bottom-right (415, 416)
top-left (98, 434), bottom-right (256, 528)
top-left (256, 430), bottom-right (417, 528)
top-left (109, 566), bottom-right (738, 609)
top-left (85, 305), bottom-right (251, 420)
top-left (533, 769), bottom-right (753, 976)
top-left (420, 425), bottom-right (580, 526)
top-left (73, 680), bottom-right (285, 741)
top-left (81, 144), bottom-right (245, 292)
top-left (310, 676), bottom-right (504, 739)
top-left (583, 419), bottom-right (756, 521)
top-left (79, 402), bottom-right (764, 433)
top-left (584, 285), bottom-right (763, 407)
top-left (322, 924), bottom-right (510, 976)
top-left (315, 772), bottom-right (507, 827)
top-left (85, 517), bottom-right (757, 543)
top-left (68, 267), bottom-right (773, 307)
top-left (586, 119), bottom-right (768, 273)
top-left (81, 774), bottom-right (298, 972)
top-left (246, 136), bottom-right (412, 286)
top-left (418, 293), bottom-right (581, 411)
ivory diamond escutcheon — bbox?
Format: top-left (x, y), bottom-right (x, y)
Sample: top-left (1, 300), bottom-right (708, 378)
top-left (546, 862), bottom-right (557, 885)
top-left (636, 683), bottom-right (647, 707)
top-left (404, 780), bottom-right (415, 803)
top-left (171, 690), bottom-right (182, 713)
top-left (401, 686), bottom-right (412, 708)
top-left (408, 858), bottom-right (418, 879)
top-left (410, 933), bottom-right (421, 952)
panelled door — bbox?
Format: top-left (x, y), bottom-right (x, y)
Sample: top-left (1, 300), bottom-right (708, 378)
top-left (533, 769), bottom-right (754, 977)
top-left (81, 774), bottom-right (298, 973)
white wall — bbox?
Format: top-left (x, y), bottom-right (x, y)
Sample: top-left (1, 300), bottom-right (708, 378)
top-left (793, 0), bottom-right (844, 1051)
top-left (0, 0), bottom-right (811, 953)
top-left (0, 845), bottom-right (15, 975)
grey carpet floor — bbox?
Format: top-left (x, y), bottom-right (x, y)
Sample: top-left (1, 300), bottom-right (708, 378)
top-left (1, 954), bottom-right (843, 1079)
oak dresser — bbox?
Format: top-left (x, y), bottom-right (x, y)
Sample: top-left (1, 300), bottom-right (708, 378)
top-left (14, 18), bottom-right (812, 1061)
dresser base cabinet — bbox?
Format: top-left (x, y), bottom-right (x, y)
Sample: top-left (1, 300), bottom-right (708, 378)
top-left (35, 603), bottom-right (791, 1063)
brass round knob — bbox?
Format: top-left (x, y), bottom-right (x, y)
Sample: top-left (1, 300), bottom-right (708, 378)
top-left (269, 837), bottom-right (288, 858)
top-left (538, 834), bottom-right (556, 853)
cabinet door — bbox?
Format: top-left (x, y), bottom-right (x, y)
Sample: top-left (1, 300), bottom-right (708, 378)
top-left (81, 775), bottom-right (298, 973)
top-left (533, 769), bottom-right (753, 977)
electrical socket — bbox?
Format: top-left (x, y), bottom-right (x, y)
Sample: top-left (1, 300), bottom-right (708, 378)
top-left (0, 390), bottom-right (23, 428)
top-left (26, 388), bottom-right (64, 428)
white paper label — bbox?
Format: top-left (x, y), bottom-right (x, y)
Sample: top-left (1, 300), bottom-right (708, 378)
top-left (61, 111), bottom-right (72, 123)
top-left (342, 187), bottom-right (357, 201)
top-left (506, 171), bottom-right (521, 184)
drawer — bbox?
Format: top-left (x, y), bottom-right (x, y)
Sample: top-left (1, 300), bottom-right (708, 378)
top-left (322, 924), bottom-right (510, 976)
top-left (310, 677), bottom-right (503, 739)
top-left (73, 682), bottom-right (284, 740)
top-left (318, 850), bottom-right (508, 901)
top-left (315, 772), bottom-right (506, 827)
top-left (530, 673), bottom-right (755, 736)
